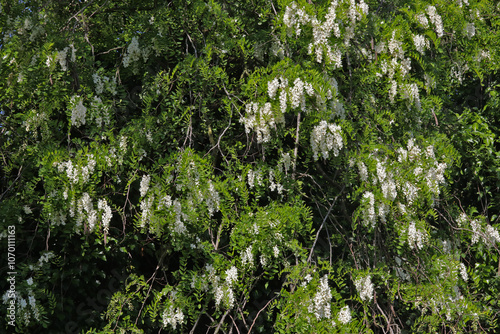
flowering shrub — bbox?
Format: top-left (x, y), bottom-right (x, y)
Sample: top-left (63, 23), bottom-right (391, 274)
top-left (1, 0), bottom-right (500, 333)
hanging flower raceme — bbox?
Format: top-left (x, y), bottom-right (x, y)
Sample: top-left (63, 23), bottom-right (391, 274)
top-left (310, 120), bottom-right (343, 160)
top-left (354, 275), bottom-right (374, 301)
top-left (240, 102), bottom-right (275, 143)
top-left (308, 275), bottom-right (332, 320)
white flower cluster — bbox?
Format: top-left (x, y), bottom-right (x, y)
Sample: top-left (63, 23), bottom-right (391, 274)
top-left (475, 49), bottom-right (491, 63)
top-left (140, 196), bottom-right (154, 229)
top-left (357, 139), bottom-right (447, 237)
top-left (241, 245), bottom-right (253, 267)
top-left (269, 76), bottom-right (312, 115)
top-left (441, 239), bottom-right (452, 253)
top-left (399, 139), bottom-right (447, 198)
top-left (74, 193), bottom-right (112, 234)
top-left (407, 221), bottom-right (426, 250)
top-left (70, 95), bottom-right (87, 127)
top-left (418, 286), bottom-right (468, 322)
top-left (470, 218), bottom-right (480, 244)
top-left (310, 2), bottom-right (343, 63)
top-left (268, 170), bottom-right (284, 194)
top-left (278, 152), bottom-right (293, 174)
top-left (92, 72), bottom-right (117, 96)
top-left (142, 159), bottom-right (220, 235)
top-left (380, 172), bottom-right (397, 202)
top-left (2, 284), bottom-right (41, 325)
top-left (19, 17), bottom-right (33, 33)
top-left (376, 32), bottom-right (422, 107)
top-left (24, 205), bottom-right (32, 214)
top-left (271, 76), bottom-right (340, 115)
top-left (172, 200), bottom-right (187, 234)
top-left (337, 305), bottom-right (351, 324)
top-left (119, 135), bottom-right (127, 153)
top-left (273, 245), bottom-right (280, 258)
top-left (268, 76), bottom-right (287, 100)
top-left (142, 185), bottom-right (190, 235)
top-left (36, 251), bottom-right (53, 266)
top-left (140, 174), bottom-right (151, 197)
top-left (244, 74), bottom-right (344, 143)
top-left (354, 275), bottom-right (374, 301)
top-left (247, 168), bottom-right (263, 188)
top-left (361, 191), bottom-right (376, 227)
top-left (76, 193), bottom-right (96, 232)
top-left (310, 120), bottom-right (343, 161)
top-left (204, 264), bottom-right (237, 309)
top-left (425, 161), bottom-right (447, 195)
top-left (413, 34), bottom-right (430, 55)
top-left (123, 37), bottom-right (147, 68)
top-left (97, 199), bottom-right (112, 233)
top-left (283, 2), bottom-right (313, 37)
top-left (474, 8), bottom-right (483, 21)
top-left (456, 0), bottom-right (469, 7)
top-left (270, 37), bottom-right (285, 59)
top-left (389, 80), bottom-right (398, 103)
top-left (357, 161), bottom-right (368, 182)
top-left (388, 31), bottom-right (404, 59)
top-left (290, 78), bottom-right (309, 110)
top-left (105, 135), bottom-right (127, 167)
top-left (376, 161), bottom-right (386, 182)
top-left (205, 181), bottom-right (220, 216)
top-left (401, 83), bottom-right (421, 110)
top-left (416, 13), bottom-right (429, 28)
top-left (459, 263), bottom-right (468, 281)
top-left (57, 154), bottom-right (96, 185)
top-left (54, 45), bottom-right (76, 71)
top-left (425, 6), bottom-right (444, 38)
top-left (158, 195), bottom-right (173, 209)
top-left (402, 181), bottom-right (418, 205)
top-left (162, 305), bottom-right (184, 329)
top-left (225, 266), bottom-right (238, 286)
top-left (260, 255), bottom-right (268, 267)
top-left (240, 102), bottom-right (275, 143)
top-left (308, 275), bottom-right (332, 320)
top-left (55, 49), bottom-right (67, 70)
top-left (359, 159), bottom-right (394, 225)
top-left (464, 22), bottom-right (475, 39)
top-left (484, 225), bottom-right (500, 247)
top-left (302, 273), bottom-right (313, 287)
top-left (463, 213), bottom-right (500, 247)
top-left (284, 0), bottom-right (368, 64)
top-left (89, 96), bottom-right (111, 128)
top-left (47, 209), bottom-right (67, 226)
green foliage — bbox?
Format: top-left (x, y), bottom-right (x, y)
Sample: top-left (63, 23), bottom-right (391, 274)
top-left (2, 0), bottom-right (500, 333)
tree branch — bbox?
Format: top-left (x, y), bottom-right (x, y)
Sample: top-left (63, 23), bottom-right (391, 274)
top-left (307, 184), bottom-right (345, 263)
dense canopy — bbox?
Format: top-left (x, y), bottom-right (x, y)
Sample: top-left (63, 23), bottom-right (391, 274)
top-left (1, 0), bottom-right (500, 333)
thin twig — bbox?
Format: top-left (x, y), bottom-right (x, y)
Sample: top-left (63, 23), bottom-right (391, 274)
top-left (135, 251), bottom-right (167, 325)
top-left (45, 227), bottom-right (50, 251)
top-left (229, 314), bottom-right (241, 334)
top-left (214, 309), bottom-right (230, 334)
top-left (189, 311), bottom-right (203, 334)
top-left (248, 296), bottom-right (277, 334)
top-left (122, 171), bottom-right (136, 238)
top-left (0, 166), bottom-right (23, 201)
top-left (66, 0), bottom-right (95, 24)
top-left (97, 46), bottom-right (123, 56)
top-left (307, 184), bottom-right (345, 263)
top-left (186, 33), bottom-right (198, 57)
